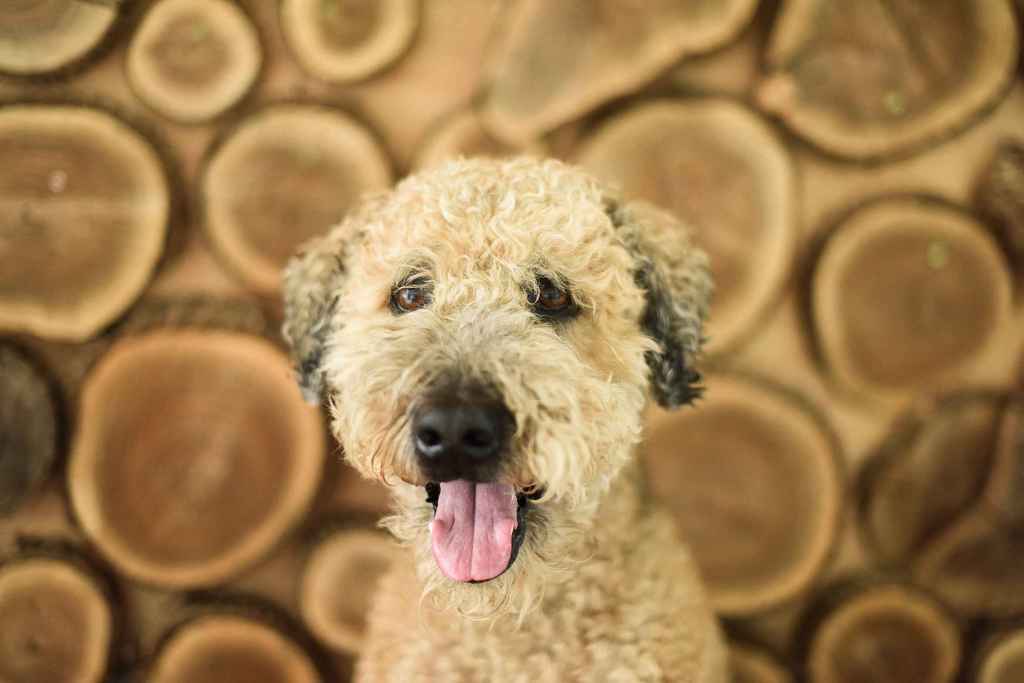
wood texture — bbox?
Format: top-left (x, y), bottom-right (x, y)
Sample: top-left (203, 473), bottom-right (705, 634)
top-left (0, 0), bottom-right (118, 77)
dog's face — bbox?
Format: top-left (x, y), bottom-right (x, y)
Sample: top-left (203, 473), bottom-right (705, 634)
top-left (283, 158), bottom-right (710, 617)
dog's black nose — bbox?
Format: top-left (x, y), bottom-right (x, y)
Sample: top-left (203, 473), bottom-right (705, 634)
top-left (412, 394), bottom-right (512, 479)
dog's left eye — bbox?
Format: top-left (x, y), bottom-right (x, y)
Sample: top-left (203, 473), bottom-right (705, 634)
top-left (530, 277), bottom-right (578, 319)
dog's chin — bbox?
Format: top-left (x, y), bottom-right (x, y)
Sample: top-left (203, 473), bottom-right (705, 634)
top-left (424, 481), bottom-right (543, 584)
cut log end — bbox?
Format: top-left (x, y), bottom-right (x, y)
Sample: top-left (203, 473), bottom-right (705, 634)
top-left (975, 628), bottom-right (1024, 683)
top-left (578, 100), bottom-right (794, 356)
top-left (413, 111), bottom-right (547, 171)
top-left (201, 105), bottom-right (392, 295)
top-left (0, 1), bottom-right (119, 77)
top-left (480, 0), bottom-right (759, 141)
top-left (149, 615), bottom-right (319, 683)
top-left (642, 374), bottom-right (843, 616)
top-left (729, 642), bottom-right (793, 683)
top-left (68, 331), bottom-right (325, 588)
top-left (300, 529), bottom-right (399, 654)
top-left (0, 557), bottom-right (112, 683)
top-left (760, 0), bottom-right (1019, 160)
top-left (281, 0), bottom-right (418, 83)
top-left (126, 0), bottom-right (262, 124)
top-left (803, 582), bottom-right (961, 683)
top-left (975, 140), bottom-right (1024, 269)
top-left (0, 104), bottom-right (170, 341)
top-left (813, 198), bottom-right (1013, 400)
top-left (0, 345), bottom-right (59, 516)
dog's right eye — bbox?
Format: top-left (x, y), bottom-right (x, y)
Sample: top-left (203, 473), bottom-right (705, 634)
top-left (391, 281), bottom-right (433, 313)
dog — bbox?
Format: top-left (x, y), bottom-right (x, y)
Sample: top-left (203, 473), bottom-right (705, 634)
top-left (283, 157), bottom-right (726, 682)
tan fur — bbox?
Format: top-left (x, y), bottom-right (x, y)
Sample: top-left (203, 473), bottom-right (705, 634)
top-left (283, 158), bottom-right (726, 682)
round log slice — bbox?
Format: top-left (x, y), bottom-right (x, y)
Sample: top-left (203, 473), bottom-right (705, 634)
top-left (642, 374), bottom-right (843, 615)
top-left (974, 628), bottom-right (1024, 683)
top-left (0, 1), bottom-right (119, 77)
top-left (200, 105), bottom-right (392, 295)
top-left (578, 100), bottom-right (795, 356)
top-left (68, 331), bottom-right (325, 588)
top-left (300, 529), bottom-right (399, 654)
top-left (858, 391), bottom-right (1005, 564)
top-left (812, 198), bottom-right (1012, 400)
top-left (0, 105), bottom-right (170, 341)
top-left (730, 642), bottom-right (793, 683)
top-left (0, 557), bottom-right (112, 683)
top-left (413, 111), bottom-right (546, 171)
top-left (976, 141), bottom-right (1024, 269)
top-left (280, 0), bottom-right (418, 83)
top-left (480, 0), bottom-right (759, 142)
top-left (149, 614), bottom-right (320, 683)
top-left (126, 0), bottom-right (262, 124)
top-left (803, 582), bottom-right (961, 683)
top-left (757, 0), bottom-right (1019, 161)
top-left (0, 344), bottom-right (59, 516)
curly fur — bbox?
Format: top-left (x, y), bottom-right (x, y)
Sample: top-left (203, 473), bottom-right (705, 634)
top-left (283, 158), bottom-right (724, 682)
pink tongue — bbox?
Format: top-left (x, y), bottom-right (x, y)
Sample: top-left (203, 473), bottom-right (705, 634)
top-left (430, 480), bottom-right (518, 582)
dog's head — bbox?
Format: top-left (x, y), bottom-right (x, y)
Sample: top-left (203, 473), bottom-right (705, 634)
top-left (283, 158), bottom-right (710, 618)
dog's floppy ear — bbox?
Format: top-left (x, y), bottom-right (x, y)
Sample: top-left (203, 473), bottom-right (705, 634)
top-left (607, 197), bottom-right (712, 408)
top-left (282, 222), bottom-right (357, 405)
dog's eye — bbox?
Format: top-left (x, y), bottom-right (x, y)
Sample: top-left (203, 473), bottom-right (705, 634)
top-left (391, 281), bottom-right (432, 313)
top-left (530, 277), bottom-right (578, 319)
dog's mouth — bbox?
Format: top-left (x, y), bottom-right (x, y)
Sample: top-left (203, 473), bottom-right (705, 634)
top-left (425, 481), bottom-right (541, 583)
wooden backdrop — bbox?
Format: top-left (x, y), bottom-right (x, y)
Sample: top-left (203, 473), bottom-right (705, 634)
top-left (1, 1), bottom-right (1023, 681)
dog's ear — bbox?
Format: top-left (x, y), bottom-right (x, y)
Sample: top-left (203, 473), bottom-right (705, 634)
top-left (607, 197), bottom-right (712, 408)
top-left (282, 222), bottom-right (357, 405)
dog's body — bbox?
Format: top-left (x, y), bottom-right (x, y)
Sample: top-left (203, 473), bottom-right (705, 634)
top-left (283, 158), bottom-right (726, 682)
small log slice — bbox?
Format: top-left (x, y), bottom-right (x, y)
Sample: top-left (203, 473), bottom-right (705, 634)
top-left (412, 110), bottom-right (547, 171)
top-left (300, 529), bottom-right (399, 654)
top-left (812, 197), bottom-right (1012, 401)
top-left (480, 0), bottom-right (759, 142)
top-left (913, 396), bottom-right (1024, 616)
top-left (0, 104), bottom-right (171, 341)
top-left (642, 374), bottom-right (843, 616)
top-left (802, 581), bottom-right (961, 683)
top-left (858, 391), bottom-right (1005, 565)
top-left (0, 344), bottom-right (59, 516)
top-left (976, 140), bottom-right (1024, 270)
top-left (757, 0), bottom-right (1019, 161)
top-left (200, 105), bottom-right (392, 295)
top-left (0, 1), bottom-right (119, 77)
top-left (126, 0), bottom-right (262, 124)
top-left (68, 331), bottom-right (325, 588)
top-left (730, 642), bottom-right (793, 683)
top-left (578, 100), bottom-right (795, 356)
top-left (148, 614), bottom-right (320, 683)
top-left (0, 557), bottom-right (113, 683)
top-left (280, 0), bottom-right (418, 83)
top-left (973, 627), bottom-right (1024, 683)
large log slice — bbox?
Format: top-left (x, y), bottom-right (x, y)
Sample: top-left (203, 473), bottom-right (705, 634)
top-left (148, 614), bottom-right (320, 683)
top-left (0, 344), bottom-right (59, 516)
top-left (800, 581), bottom-right (961, 683)
top-left (757, 0), bottom-right (1019, 161)
top-left (299, 529), bottom-right (400, 655)
top-left (480, 0), bottom-right (759, 142)
top-left (0, 105), bottom-right (171, 341)
top-left (0, 0), bottom-right (119, 77)
top-left (68, 331), bottom-right (324, 588)
top-left (200, 105), bottom-right (392, 296)
top-left (0, 557), bottom-right (113, 683)
top-left (280, 0), bottom-right (418, 83)
top-left (126, 0), bottom-right (262, 124)
top-left (812, 197), bottom-right (1012, 402)
top-left (642, 373), bottom-right (843, 616)
top-left (578, 100), bottom-right (795, 356)
top-left (413, 110), bottom-right (547, 171)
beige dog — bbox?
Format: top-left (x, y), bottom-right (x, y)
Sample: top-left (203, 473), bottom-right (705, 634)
top-left (283, 158), bottom-right (725, 682)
